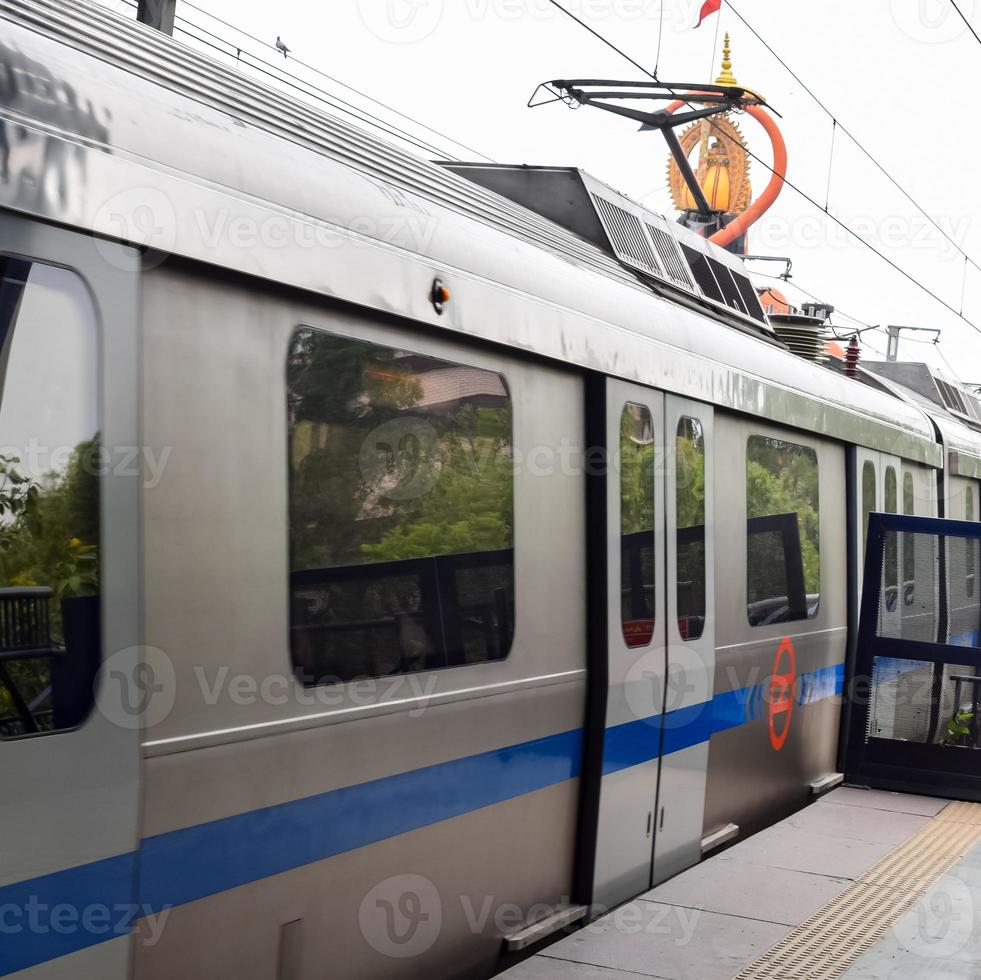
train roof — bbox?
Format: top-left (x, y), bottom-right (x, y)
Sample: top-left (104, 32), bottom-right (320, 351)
top-left (0, 0), bottom-right (952, 466)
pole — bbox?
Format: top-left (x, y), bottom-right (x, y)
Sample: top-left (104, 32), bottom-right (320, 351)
top-left (137, 0), bottom-right (177, 35)
top-left (886, 325), bottom-right (900, 362)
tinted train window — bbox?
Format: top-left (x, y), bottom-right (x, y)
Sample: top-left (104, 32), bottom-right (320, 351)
top-left (903, 472), bottom-right (915, 606)
top-left (620, 403), bottom-right (656, 648)
top-left (287, 329), bottom-right (514, 684)
top-left (0, 260), bottom-right (100, 738)
top-left (676, 416), bottom-right (705, 641)
top-left (967, 485), bottom-right (976, 599)
top-left (884, 467), bottom-right (898, 593)
top-left (746, 435), bottom-right (820, 626)
top-left (862, 461), bottom-right (876, 555)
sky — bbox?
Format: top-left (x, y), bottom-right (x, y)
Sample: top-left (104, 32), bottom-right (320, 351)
top-left (99, 0), bottom-right (981, 378)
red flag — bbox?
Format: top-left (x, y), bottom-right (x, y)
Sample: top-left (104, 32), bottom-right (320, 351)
top-left (695, 0), bottom-right (721, 28)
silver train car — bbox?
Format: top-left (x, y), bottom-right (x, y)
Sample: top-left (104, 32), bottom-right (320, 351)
top-left (1, 2), bottom-right (980, 978)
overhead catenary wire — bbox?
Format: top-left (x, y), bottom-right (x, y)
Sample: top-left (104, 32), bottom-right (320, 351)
top-left (540, 0), bottom-right (981, 342)
top-left (950, 0), bottom-right (981, 48)
top-left (137, 5), bottom-right (467, 161)
top-left (726, 0), bottom-right (981, 277)
top-left (542, 0), bottom-right (658, 80)
top-left (179, 0), bottom-right (495, 161)
top-left (127, 0), bottom-right (495, 162)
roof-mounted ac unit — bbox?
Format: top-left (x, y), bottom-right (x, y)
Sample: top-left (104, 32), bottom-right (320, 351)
top-left (441, 163), bottom-right (771, 333)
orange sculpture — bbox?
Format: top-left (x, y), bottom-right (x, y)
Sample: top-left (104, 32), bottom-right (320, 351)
top-left (666, 34), bottom-right (786, 251)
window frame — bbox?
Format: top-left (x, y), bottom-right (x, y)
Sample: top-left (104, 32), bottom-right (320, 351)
top-left (285, 325), bottom-right (517, 686)
top-left (745, 432), bottom-right (822, 628)
top-left (0, 258), bottom-right (104, 740)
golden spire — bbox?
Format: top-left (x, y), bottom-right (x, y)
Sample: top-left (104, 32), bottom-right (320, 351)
top-left (715, 32), bottom-right (737, 86)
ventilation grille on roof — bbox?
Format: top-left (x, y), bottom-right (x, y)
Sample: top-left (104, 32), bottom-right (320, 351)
top-left (645, 223), bottom-right (696, 290)
top-left (936, 378), bottom-right (981, 422)
top-left (590, 195), bottom-right (661, 276)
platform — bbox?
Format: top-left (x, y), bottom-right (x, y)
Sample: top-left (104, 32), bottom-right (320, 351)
top-left (500, 787), bottom-right (981, 980)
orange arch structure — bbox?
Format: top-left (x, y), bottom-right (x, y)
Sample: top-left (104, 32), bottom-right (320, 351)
top-left (666, 98), bottom-right (787, 249)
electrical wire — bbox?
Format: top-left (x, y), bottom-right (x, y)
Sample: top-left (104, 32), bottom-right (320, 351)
top-left (122, 0), bottom-right (465, 161)
top-left (950, 0), bottom-right (981, 47)
top-left (122, 0), bottom-right (491, 162)
top-left (654, 0), bottom-right (665, 78)
top-left (726, 1), bottom-right (981, 276)
top-left (539, 0), bottom-right (981, 341)
top-left (542, 0), bottom-right (658, 79)
top-left (178, 0), bottom-right (494, 162)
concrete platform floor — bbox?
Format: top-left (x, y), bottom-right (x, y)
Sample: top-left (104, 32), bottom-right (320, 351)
top-left (498, 787), bottom-right (981, 980)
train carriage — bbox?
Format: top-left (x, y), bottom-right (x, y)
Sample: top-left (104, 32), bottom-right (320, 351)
top-left (0, 2), bottom-right (977, 978)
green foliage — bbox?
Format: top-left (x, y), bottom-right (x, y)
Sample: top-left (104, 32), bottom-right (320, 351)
top-left (747, 438), bottom-right (821, 596)
top-left (620, 407), bottom-right (655, 536)
top-left (938, 711), bottom-right (976, 747)
top-left (289, 331), bottom-right (513, 570)
top-left (0, 440), bottom-right (100, 726)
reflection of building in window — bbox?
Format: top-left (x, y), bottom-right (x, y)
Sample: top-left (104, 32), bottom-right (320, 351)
top-left (287, 329), bottom-right (514, 684)
top-left (746, 435), bottom-right (820, 626)
top-left (0, 260), bottom-right (100, 738)
top-left (620, 402), bottom-right (655, 649)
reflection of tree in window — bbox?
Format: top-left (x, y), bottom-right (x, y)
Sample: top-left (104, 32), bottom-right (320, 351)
top-left (884, 467), bottom-right (898, 595)
top-left (967, 486), bottom-right (975, 599)
top-left (287, 329), bottom-right (514, 683)
top-left (0, 261), bottom-right (100, 738)
top-left (862, 461), bottom-right (876, 556)
top-left (676, 417), bottom-right (705, 641)
top-left (903, 471), bottom-right (915, 606)
top-left (620, 403), bottom-right (655, 648)
top-left (746, 435), bottom-right (820, 625)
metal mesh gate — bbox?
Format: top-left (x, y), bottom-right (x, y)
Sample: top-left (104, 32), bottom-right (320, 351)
top-left (846, 513), bottom-right (981, 800)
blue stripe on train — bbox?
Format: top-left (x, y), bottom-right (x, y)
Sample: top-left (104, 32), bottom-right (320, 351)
top-left (0, 853), bottom-right (136, 976)
top-left (602, 662), bottom-right (844, 774)
top-left (0, 661), bottom-right (844, 975)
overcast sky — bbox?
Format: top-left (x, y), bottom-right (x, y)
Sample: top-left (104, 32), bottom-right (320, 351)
top-left (102, 0), bottom-right (981, 377)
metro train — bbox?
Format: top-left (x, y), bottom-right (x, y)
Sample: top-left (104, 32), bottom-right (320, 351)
top-left (2, 2), bottom-right (981, 979)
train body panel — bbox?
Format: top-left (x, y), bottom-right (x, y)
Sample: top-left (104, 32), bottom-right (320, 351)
top-left (1, 3), bottom-right (980, 979)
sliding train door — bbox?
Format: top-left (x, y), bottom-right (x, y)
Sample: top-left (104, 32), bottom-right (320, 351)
top-left (591, 383), bottom-right (714, 908)
top-left (655, 396), bottom-right (715, 884)
top-left (592, 380), bottom-right (665, 910)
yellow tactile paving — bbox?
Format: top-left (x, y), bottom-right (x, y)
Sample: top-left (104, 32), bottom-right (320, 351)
top-left (732, 801), bottom-right (981, 980)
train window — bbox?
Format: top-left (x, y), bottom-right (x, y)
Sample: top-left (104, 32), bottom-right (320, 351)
top-left (675, 416), bottom-right (705, 641)
top-left (287, 328), bottom-right (514, 684)
top-left (884, 467), bottom-right (898, 594)
top-left (966, 486), bottom-right (975, 599)
top-left (903, 472), bottom-right (915, 606)
top-left (746, 435), bottom-right (820, 626)
top-left (620, 402), bottom-right (656, 648)
top-left (862, 461), bottom-right (876, 555)
top-left (0, 259), bottom-right (100, 738)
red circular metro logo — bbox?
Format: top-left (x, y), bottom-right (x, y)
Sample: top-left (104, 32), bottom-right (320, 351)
top-left (768, 636), bottom-right (796, 751)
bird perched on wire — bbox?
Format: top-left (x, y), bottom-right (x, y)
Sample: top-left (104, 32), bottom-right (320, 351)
top-left (275, 35), bottom-right (290, 58)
